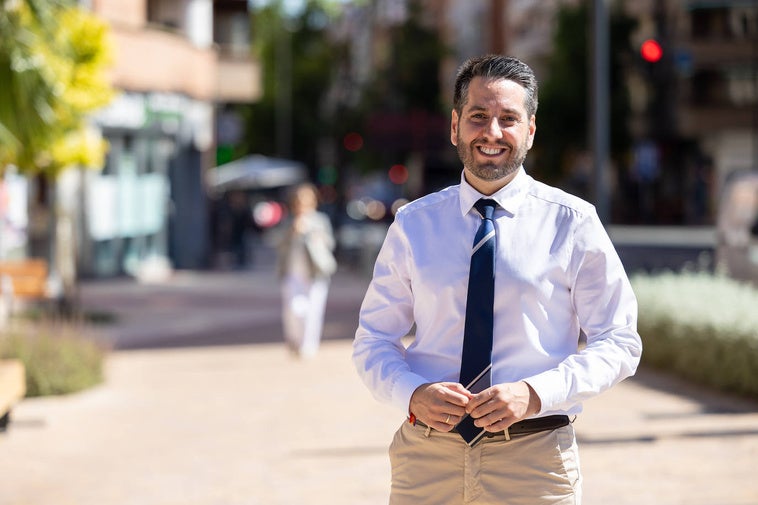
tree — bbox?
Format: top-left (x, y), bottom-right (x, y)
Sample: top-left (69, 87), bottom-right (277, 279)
top-left (0, 0), bottom-right (113, 176)
top-left (0, 0), bottom-right (115, 306)
top-left (361, 0), bottom-right (454, 193)
top-left (0, 0), bottom-right (60, 171)
top-left (241, 0), bottom-right (450, 196)
top-left (241, 0), bottom-right (346, 171)
top-left (534, 1), bottom-right (634, 203)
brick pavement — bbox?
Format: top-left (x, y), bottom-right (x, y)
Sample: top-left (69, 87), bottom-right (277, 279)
top-left (0, 267), bottom-right (756, 505)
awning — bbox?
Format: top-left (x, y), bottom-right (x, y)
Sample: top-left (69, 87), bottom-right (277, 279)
top-left (206, 155), bottom-right (307, 193)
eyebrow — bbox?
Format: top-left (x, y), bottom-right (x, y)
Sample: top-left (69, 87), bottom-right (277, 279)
top-left (466, 104), bottom-right (523, 117)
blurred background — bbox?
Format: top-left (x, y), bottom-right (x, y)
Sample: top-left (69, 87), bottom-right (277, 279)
top-left (0, 0), bottom-right (757, 298)
top-left (2, 3), bottom-right (758, 503)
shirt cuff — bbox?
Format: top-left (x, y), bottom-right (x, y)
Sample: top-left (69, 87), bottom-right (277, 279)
top-left (391, 372), bottom-right (429, 414)
top-left (522, 370), bottom-right (566, 416)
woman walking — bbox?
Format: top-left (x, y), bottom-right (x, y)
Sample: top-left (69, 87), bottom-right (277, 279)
top-left (277, 183), bottom-right (337, 358)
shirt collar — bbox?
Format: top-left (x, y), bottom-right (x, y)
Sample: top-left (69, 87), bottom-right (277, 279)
top-left (459, 167), bottom-right (530, 217)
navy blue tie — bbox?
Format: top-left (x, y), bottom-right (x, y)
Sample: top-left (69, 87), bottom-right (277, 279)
top-left (456, 198), bottom-right (497, 446)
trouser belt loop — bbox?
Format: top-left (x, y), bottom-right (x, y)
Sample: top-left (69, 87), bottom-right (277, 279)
top-left (414, 415), bottom-right (569, 440)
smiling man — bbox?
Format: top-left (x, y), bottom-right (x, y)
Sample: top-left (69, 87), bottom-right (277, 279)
top-left (452, 73), bottom-right (535, 192)
top-left (353, 55), bottom-right (642, 505)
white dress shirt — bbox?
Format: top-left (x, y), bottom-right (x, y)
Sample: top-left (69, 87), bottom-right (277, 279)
top-left (352, 168), bottom-right (642, 417)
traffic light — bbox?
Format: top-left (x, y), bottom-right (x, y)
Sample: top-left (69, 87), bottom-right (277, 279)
top-left (640, 39), bottom-right (663, 63)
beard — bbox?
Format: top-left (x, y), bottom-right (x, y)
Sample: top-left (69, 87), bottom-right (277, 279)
top-left (456, 130), bottom-right (529, 182)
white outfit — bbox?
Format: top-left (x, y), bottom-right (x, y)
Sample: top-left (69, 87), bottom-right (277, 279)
top-left (353, 168), bottom-right (642, 417)
top-left (353, 168), bottom-right (641, 503)
top-left (278, 211), bottom-right (335, 357)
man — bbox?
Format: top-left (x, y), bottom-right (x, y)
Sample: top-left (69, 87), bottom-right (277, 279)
top-left (352, 55), bottom-right (642, 504)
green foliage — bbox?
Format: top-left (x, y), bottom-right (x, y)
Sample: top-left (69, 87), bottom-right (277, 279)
top-left (0, 321), bottom-right (107, 397)
top-left (631, 272), bottom-right (758, 399)
top-left (0, 0), bottom-right (59, 170)
top-left (536, 3), bottom-right (589, 179)
top-left (535, 2), bottom-right (635, 190)
top-left (0, 0), bottom-right (114, 176)
top-left (352, 0), bottom-right (449, 176)
top-left (242, 0), bottom-right (344, 169)
top-left (242, 0), bottom-right (449, 180)
top-left (369, 0), bottom-right (448, 114)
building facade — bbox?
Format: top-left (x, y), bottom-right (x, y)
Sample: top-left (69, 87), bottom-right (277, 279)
top-left (76, 0), bottom-right (260, 277)
top-left (621, 0), bottom-right (757, 225)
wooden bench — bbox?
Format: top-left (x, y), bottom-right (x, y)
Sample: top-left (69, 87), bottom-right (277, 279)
top-left (0, 261), bottom-right (44, 430)
top-left (0, 260), bottom-right (40, 429)
top-left (0, 359), bottom-right (26, 431)
top-left (0, 259), bottom-right (49, 301)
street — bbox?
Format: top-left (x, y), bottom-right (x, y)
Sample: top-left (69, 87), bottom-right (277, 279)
top-left (0, 266), bottom-right (756, 505)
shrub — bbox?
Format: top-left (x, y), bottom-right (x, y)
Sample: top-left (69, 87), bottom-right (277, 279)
top-left (0, 319), bottom-right (107, 397)
top-left (631, 272), bottom-right (758, 399)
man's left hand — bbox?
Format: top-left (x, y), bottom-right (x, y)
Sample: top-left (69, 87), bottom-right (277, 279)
top-left (465, 381), bottom-right (542, 432)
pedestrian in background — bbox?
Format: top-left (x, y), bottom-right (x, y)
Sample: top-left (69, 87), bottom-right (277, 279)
top-left (211, 190), bottom-right (260, 270)
top-left (353, 55), bottom-right (642, 504)
top-left (277, 183), bottom-right (337, 358)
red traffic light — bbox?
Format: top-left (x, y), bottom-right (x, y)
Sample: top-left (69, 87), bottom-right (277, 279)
top-left (640, 39), bottom-right (663, 63)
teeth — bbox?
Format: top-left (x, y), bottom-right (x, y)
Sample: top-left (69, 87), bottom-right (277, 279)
top-left (479, 146), bottom-right (502, 155)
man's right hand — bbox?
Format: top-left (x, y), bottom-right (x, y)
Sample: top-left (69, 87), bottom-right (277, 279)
top-left (409, 382), bottom-right (471, 432)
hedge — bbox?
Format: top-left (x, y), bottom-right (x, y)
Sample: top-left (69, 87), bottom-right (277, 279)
top-left (0, 320), bottom-right (107, 397)
top-left (631, 272), bottom-right (758, 399)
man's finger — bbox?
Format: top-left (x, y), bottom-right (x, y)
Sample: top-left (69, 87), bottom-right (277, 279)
top-left (440, 382), bottom-right (473, 406)
top-left (465, 386), bottom-right (495, 413)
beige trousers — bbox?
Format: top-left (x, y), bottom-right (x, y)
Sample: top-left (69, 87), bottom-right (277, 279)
top-left (388, 421), bottom-right (582, 505)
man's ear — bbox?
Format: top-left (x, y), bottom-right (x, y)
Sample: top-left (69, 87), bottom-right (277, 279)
top-left (450, 109), bottom-right (459, 146)
top-left (527, 114), bottom-right (536, 149)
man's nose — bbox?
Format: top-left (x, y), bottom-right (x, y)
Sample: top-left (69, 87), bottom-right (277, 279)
top-left (484, 117), bottom-right (504, 139)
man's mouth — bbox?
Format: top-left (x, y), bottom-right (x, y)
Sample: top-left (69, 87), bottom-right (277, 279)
top-left (477, 146), bottom-right (506, 156)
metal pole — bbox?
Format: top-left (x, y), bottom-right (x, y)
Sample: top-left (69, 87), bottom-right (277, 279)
top-left (591, 0), bottom-right (610, 224)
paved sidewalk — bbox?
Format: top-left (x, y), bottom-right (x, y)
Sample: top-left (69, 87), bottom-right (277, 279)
top-left (1, 268), bottom-right (757, 505)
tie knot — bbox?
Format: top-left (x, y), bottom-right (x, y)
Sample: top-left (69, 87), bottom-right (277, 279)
top-left (474, 199), bottom-right (497, 220)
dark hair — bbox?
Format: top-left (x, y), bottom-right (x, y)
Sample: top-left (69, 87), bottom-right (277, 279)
top-left (453, 55), bottom-right (539, 117)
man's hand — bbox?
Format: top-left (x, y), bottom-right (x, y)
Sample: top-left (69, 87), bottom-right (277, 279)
top-left (409, 382), bottom-right (471, 432)
top-left (465, 381), bottom-right (542, 432)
